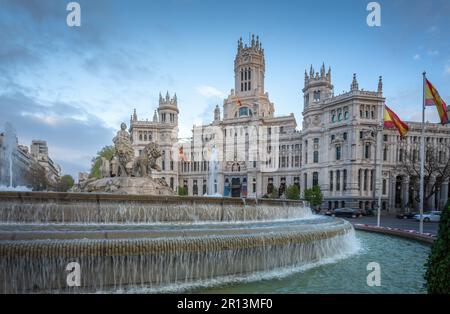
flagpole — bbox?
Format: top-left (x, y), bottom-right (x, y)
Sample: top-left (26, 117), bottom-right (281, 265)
top-left (376, 105), bottom-right (384, 227)
top-left (419, 72), bottom-right (426, 234)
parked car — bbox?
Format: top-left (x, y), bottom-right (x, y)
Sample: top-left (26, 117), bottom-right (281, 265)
top-left (325, 208), bottom-right (364, 218)
top-left (396, 212), bottom-right (417, 219)
top-left (414, 211), bottom-right (441, 222)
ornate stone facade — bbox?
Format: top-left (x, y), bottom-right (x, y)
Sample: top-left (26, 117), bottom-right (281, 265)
top-left (129, 35), bottom-right (450, 212)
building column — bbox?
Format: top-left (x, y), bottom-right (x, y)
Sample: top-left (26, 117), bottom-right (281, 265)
top-left (401, 177), bottom-right (409, 211)
top-left (388, 174), bottom-right (395, 210)
top-left (440, 181), bottom-right (449, 209)
top-left (427, 177), bottom-right (436, 210)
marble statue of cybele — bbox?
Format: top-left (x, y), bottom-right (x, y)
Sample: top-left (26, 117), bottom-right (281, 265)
top-left (112, 123), bottom-right (135, 177)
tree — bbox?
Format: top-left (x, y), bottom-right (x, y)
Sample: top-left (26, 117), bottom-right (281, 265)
top-left (90, 145), bottom-right (115, 179)
top-left (304, 185), bottom-right (323, 208)
top-left (269, 186), bottom-right (279, 199)
top-left (178, 186), bottom-right (188, 196)
top-left (24, 162), bottom-right (49, 191)
top-left (424, 200), bottom-right (450, 294)
top-left (401, 142), bottom-right (450, 208)
top-left (286, 185), bottom-right (300, 200)
top-left (54, 175), bottom-right (74, 192)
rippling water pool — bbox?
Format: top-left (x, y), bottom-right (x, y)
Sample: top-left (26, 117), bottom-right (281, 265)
top-left (191, 231), bottom-right (430, 294)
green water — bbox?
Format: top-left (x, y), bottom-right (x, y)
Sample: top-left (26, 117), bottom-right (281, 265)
top-left (193, 231), bottom-right (430, 294)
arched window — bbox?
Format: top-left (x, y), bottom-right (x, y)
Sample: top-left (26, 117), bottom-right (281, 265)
top-left (364, 169), bottom-right (368, 191)
top-left (313, 91), bottom-right (321, 102)
top-left (343, 169), bottom-right (347, 191)
top-left (365, 143), bottom-right (371, 159)
top-left (313, 151), bottom-right (319, 163)
top-left (336, 146), bottom-right (341, 160)
top-left (239, 107), bottom-right (251, 117)
top-left (313, 172), bottom-right (319, 187)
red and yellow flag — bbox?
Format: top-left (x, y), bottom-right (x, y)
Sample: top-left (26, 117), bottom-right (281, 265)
top-left (425, 79), bottom-right (448, 125)
top-left (384, 105), bottom-right (409, 137)
top-left (236, 98), bottom-right (242, 106)
top-left (178, 146), bottom-right (187, 161)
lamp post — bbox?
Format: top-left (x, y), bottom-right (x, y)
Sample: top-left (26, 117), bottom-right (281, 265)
top-left (369, 121), bottom-right (384, 227)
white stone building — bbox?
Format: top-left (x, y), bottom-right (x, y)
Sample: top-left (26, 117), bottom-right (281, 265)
top-left (129, 35), bottom-right (450, 212)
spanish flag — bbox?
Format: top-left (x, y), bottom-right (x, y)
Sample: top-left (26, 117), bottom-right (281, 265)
top-left (384, 105), bottom-right (409, 137)
top-left (425, 79), bottom-right (448, 125)
top-left (236, 98), bottom-right (242, 106)
top-left (178, 146), bottom-right (187, 161)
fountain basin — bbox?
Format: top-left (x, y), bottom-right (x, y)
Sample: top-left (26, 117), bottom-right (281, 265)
top-left (0, 192), bottom-right (357, 294)
top-left (0, 192), bottom-right (312, 224)
top-left (0, 218), bottom-right (354, 293)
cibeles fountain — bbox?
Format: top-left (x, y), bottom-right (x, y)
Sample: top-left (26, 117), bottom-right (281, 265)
top-left (0, 123), bottom-right (358, 294)
top-left (76, 122), bottom-right (174, 195)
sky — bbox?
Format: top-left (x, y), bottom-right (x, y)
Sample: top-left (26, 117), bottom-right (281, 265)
top-left (0, 0), bottom-right (449, 179)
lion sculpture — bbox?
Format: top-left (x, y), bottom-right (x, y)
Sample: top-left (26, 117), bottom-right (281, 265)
top-left (132, 142), bottom-right (162, 177)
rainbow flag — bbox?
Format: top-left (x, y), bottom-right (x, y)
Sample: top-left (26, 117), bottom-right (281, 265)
top-left (384, 105), bottom-right (409, 137)
top-left (425, 79), bottom-right (448, 125)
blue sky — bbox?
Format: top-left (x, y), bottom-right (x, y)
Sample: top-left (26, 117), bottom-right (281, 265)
top-left (0, 0), bottom-right (449, 178)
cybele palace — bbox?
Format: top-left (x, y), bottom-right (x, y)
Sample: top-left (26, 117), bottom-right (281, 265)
top-left (128, 35), bottom-right (450, 213)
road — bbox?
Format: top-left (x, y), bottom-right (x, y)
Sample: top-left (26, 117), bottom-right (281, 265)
top-left (341, 215), bottom-right (440, 235)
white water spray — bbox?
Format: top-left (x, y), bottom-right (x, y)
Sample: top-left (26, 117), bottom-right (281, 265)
top-left (206, 147), bottom-right (221, 196)
top-left (0, 122), bottom-right (30, 191)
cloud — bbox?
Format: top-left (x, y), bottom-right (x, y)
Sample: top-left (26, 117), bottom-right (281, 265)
top-left (445, 65), bottom-right (450, 76)
top-left (427, 49), bottom-right (440, 56)
top-left (427, 25), bottom-right (439, 33)
top-left (0, 91), bottom-right (115, 178)
top-left (196, 86), bottom-right (225, 98)
top-left (413, 54), bottom-right (421, 60)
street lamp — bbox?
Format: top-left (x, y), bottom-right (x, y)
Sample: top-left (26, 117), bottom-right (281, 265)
top-left (368, 121), bottom-right (384, 227)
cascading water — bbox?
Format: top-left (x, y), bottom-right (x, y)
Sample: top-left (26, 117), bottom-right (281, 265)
top-left (206, 147), bottom-right (221, 196)
top-left (0, 122), bottom-right (16, 189)
top-left (0, 122), bottom-right (30, 191)
top-left (0, 192), bottom-right (360, 293)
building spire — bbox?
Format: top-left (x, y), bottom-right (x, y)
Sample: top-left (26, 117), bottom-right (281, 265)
top-left (309, 65), bottom-right (314, 77)
top-left (153, 110), bottom-right (158, 122)
top-left (351, 73), bottom-right (359, 91)
top-left (133, 108), bottom-right (137, 121)
top-left (214, 104), bottom-right (220, 122)
top-left (165, 91), bottom-right (170, 101)
top-left (327, 66), bottom-right (332, 82)
top-left (378, 76), bottom-right (383, 94)
top-left (320, 62), bottom-right (325, 78)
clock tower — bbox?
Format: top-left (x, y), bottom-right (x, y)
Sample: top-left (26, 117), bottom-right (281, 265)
top-left (234, 34), bottom-right (265, 96)
top-left (223, 35), bottom-right (274, 120)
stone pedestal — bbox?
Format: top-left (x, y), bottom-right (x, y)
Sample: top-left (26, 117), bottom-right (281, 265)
top-left (80, 177), bottom-right (175, 195)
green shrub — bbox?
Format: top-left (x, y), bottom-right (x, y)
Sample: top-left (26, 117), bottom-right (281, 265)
top-left (286, 185), bottom-right (300, 200)
top-left (178, 186), bottom-right (188, 196)
top-left (303, 185), bottom-right (323, 208)
top-left (269, 186), bottom-right (279, 199)
top-left (424, 200), bottom-right (450, 294)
